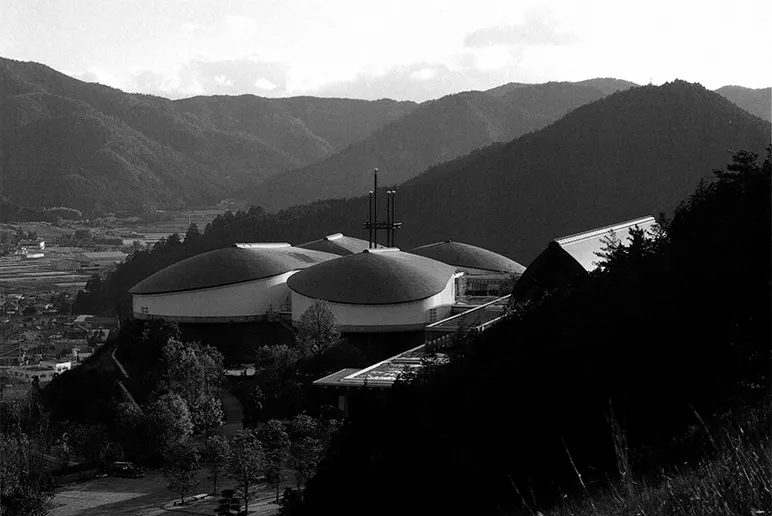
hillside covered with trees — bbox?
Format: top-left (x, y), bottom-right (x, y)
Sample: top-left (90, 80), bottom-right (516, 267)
top-left (291, 148), bottom-right (771, 515)
top-left (247, 80), bottom-right (637, 211)
top-left (0, 57), bottom-right (415, 215)
top-left (715, 85), bottom-right (772, 122)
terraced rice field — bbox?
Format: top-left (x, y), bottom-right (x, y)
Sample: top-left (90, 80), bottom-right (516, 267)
top-left (0, 258), bottom-right (90, 290)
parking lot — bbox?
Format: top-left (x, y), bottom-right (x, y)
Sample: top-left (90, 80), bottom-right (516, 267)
top-left (50, 469), bottom-right (281, 516)
top-left (50, 471), bottom-right (179, 516)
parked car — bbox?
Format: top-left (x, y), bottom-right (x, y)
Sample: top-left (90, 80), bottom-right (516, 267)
top-left (108, 461), bottom-right (144, 478)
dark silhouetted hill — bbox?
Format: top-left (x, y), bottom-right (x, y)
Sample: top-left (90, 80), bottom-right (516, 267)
top-left (247, 81), bottom-right (636, 211)
top-left (0, 57), bottom-right (416, 214)
top-left (716, 85), bottom-right (771, 122)
top-left (228, 81), bottom-right (770, 264)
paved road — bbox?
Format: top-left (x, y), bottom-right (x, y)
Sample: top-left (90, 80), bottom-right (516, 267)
top-left (50, 470), bottom-right (283, 516)
top-left (50, 471), bottom-right (185, 516)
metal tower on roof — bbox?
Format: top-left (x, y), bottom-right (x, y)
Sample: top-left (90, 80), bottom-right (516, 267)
top-left (363, 169), bottom-right (402, 248)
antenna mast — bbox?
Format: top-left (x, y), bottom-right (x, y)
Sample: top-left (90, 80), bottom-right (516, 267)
top-left (363, 169), bottom-right (402, 248)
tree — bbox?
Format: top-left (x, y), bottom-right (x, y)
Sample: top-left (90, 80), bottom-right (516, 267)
top-left (146, 392), bottom-right (194, 447)
top-left (113, 393), bottom-right (148, 459)
top-left (1, 425), bottom-right (52, 516)
top-left (229, 429), bottom-right (266, 514)
top-left (189, 393), bottom-right (225, 436)
top-left (202, 435), bottom-right (230, 496)
top-left (289, 415), bottom-right (323, 488)
top-left (67, 422), bottom-right (107, 463)
top-left (258, 419), bottom-right (291, 503)
top-left (162, 438), bottom-right (201, 506)
top-left (160, 339), bottom-right (224, 410)
top-left (184, 223), bottom-right (202, 248)
top-left (295, 300), bottom-right (341, 358)
top-left (214, 488), bottom-right (242, 516)
top-left (255, 345), bottom-right (299, 379)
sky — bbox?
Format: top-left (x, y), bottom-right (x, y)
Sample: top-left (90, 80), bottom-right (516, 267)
top-left (1, 0), bottom-right (770, 102)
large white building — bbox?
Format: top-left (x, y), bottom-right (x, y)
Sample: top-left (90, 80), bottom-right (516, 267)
top-left (129, 244), bottom-right (336, 323)
top-left (287, 248), bottom-right (459, 332)
top-left (127, 238), bottom-right (527, 337)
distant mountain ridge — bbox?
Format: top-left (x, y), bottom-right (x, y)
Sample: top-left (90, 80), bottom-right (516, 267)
top-left (0, 57), bottom-right (416, 214)
top-left (222, 81), bottom-right (770, 264)
top-left (247, 79), bottom-right (639, 211)
top-left (715, 85), bottom-right (771, 122)
top-left (1, 56), bottom-right (768, 220)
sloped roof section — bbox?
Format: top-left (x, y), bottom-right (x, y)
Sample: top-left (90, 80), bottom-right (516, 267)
top-left (287, 249), bottom-right (456, 305)
top-left (408, 240), bottom-right (525, 274)
top-left (511, 216), bottom-right (658, 301)
top-left (297, 233), bottom-right (380, 256)
top-left (554, 216), bottom-right (657, 271)
top-left (130, 245), bottom-right (337, 295)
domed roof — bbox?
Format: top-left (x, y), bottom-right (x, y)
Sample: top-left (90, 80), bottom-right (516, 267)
top-left (287, 249), bottom-right (456, 305)
top-left (297, 233), bottom-right (380, 256)
top-left (130, 244), bottom-right (337, 295)
top-left (408, 240), bottom-right (525, 274)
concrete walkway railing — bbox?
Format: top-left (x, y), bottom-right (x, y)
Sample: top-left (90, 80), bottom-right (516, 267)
top-left (111, 345), bottom-right (141, 411)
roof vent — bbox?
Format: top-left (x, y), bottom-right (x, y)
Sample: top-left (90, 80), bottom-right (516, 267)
top-left (326, 233), bottom-right (343, 241)
top-left (235, 243), bottom-right (291, 249)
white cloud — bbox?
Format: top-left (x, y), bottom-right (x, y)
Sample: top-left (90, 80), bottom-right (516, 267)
top-left (10, 0), bottom-right (770, 101)
top-left (254, 78), bottom-right (278, 90)
top-left (473, 47), bottom-right (518, 71)
top-left (465, 9), bottom-right (576, 48)
top-left (214, 74), bottom-right (234, 87)
top-left (410, 68), bottom-right (436, 81)
top-left (180, 22), bottom-right (203, 33)
top-left (71, 67), bottom-right (128, 90)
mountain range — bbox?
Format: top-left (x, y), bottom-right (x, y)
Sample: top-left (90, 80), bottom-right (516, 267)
top-left (0, 57), bottom-right (415, 213)
top-left (0, 56), bottom-right (769, 222)
top-left (217, 81), bottom-right (770, 263)
top-left (715, 86), bottom-right (771, 122)
top-left (246, 79), bottom-right (638, 211)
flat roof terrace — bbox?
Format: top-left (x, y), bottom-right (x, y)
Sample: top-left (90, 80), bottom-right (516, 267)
top-left (314, 345), bottom-right (446, 389)
top-left (314, 295), bottom-right (511, 390)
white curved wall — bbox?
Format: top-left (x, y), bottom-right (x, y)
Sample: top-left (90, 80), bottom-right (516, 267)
top-left (133, 271), bottom-right (296, 322)
top-left (290, 276), bottom-right (456, 332)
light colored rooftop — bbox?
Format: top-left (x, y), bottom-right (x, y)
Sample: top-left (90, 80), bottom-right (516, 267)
top-left (130, 245), bottom-right (337, 295)
top-left (287, 249), bottom-right (457, 305)
top-left (555, 216), bottom-right (657, 271)
top-left (298, 233), bottom-right (380, 256)
top-left (314, 344), bottom-right (443, 388)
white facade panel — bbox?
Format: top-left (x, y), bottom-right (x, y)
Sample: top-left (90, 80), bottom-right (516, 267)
top-left (291, 276), bottom-right (456, 332)
top-left (133, 271), bottom-right (296, 321)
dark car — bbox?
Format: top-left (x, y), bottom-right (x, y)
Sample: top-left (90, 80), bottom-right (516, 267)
top-left (108, 461), bottom-right (144, 478)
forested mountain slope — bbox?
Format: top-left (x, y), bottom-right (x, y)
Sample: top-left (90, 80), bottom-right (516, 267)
top-left (231, 81), bottom-right (770, 264)
top-left (0, 57), bottom-right (415, 214)
top-left (716, 85), bottom-right (771, 122)
top-left (248, 80), bottom-right (636, 211)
